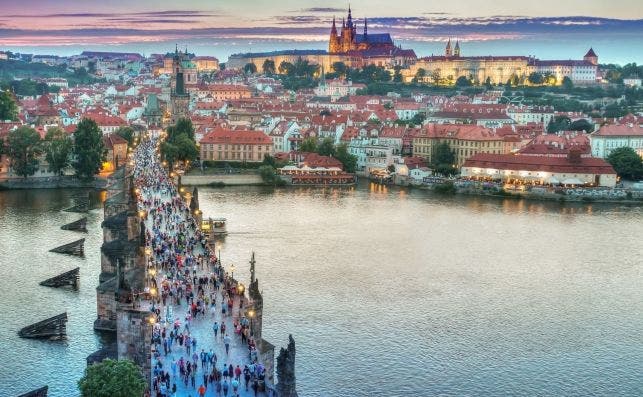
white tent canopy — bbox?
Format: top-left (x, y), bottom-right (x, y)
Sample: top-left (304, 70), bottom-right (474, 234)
top-left (562, 178), bottom-right (585, 185)
top-left (546, 176), bottom-right (560, 185)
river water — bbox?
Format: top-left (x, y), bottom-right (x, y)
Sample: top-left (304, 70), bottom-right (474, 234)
top-left (1, 184), bottom-right (642, 396)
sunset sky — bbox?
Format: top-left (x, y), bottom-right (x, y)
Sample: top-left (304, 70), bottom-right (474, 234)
top-left (1, 0), bottom-right (642, 62)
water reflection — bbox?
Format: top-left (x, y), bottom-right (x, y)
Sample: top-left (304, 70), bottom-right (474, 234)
top-left (196, 183), bottom-right (643, 397)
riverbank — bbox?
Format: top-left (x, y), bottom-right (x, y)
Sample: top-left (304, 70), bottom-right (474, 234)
top-left (398, 178), bottom-right (643, 205)
top-left (181, 172), bottom-right (263, 186)
top-left (0, 176), bottom-right (109, 190)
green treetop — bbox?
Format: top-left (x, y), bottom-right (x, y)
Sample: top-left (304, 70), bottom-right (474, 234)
top-left (44, 127), bottom-right (73, 175)
top-left (606, 147), bottom-right (643, 181)
top-left (6, 126), bottom-right (42, 178)
top-left (78, 359), bottom-right (146, 397)
top-left (72, 118), bottom-right (105, 180)
top-left (0, 90), bottom-right (18, 121)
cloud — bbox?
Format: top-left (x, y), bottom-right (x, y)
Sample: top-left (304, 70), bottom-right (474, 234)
top-left (0, 15), bottom-right (641, 47)
top-left (5, 10), bottom-right (220, 18)
top-left (275, 15), bottom-right (327, 24)
top-left (105, 18), bottom-right (197, 24)
top-left (298, 8), bottom-right (344, 13)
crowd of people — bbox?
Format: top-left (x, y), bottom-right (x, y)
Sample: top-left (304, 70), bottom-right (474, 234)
top-left (133, 138), bottom-right (269, 397)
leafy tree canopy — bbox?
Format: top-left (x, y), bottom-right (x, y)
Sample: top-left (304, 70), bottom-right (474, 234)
top-left (44, 127), bottom-right (73, 175)
top-left (78, 359), bottom-right (146, 397)
top-left (6, 126), bottom-right (42, 178)
top-left (73, 118), bottom-right (105, 180)
top-left (0, 89), bottom-right (18, 121)
top-left (606, 147), bottom-right (643, 180)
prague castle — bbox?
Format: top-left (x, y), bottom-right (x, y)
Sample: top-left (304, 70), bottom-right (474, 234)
top-left (404, 41), bottom-right (598, 85)
top-left (328, 6), bottom-right (395, 54)
top-left (228, 7), bottom-right (599, 86)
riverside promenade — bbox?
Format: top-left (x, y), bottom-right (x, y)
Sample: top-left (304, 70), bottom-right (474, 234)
top-left (133, 138), bottom-right (277, 397)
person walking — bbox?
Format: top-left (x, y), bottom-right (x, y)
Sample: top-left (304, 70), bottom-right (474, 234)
top-left (224, 334), bottom-right (231, 355)
top-left (243, 365), bottom-right (251, 391)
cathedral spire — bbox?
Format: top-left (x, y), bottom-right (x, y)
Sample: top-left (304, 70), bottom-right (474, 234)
top-left (364, 18), bottom-right (368, 37)
top-left (331, 16), bottom-right (337, 34)
top-left (445, 38), bottom-right (452, 57)
top-left (347, 5), bottom-right (353, 29)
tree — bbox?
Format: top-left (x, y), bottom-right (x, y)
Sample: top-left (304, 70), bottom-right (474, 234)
top-left (78, 359), bottom-right (146, 397)
top-left (44, 127), bottom-right (72, 175)
top-left (562, 76), bottom-right (574, 91)
top-left (175, 133), bottom-right (199, 163)
top-left (6, 126), bottom-right (42, 178)
top-left (300, 137), bottom-right (318, 153)
top-left (506, 74), bottom-right (520, 87)
top-left (335, 143), bottom-right (357, 173)
top-left (528, 72), bottom-right (544, 85)
top-left (413, 68), bottom-right (427, 83)
top-left (262, 59), bottom-right (276, 75)
top-left (332, 62), bottom-right (348, 79)
top-left (606, 147), bottom-right (643, 180)
top-left (73, 118), bottom-right (105, 180)
top-left (431, 70), bottom-right (441, 85)
top-left (546, 116), bottom-right (572, 133)
top-left (244, 63), bottom-right (257, 75)
top-left (162, 118), bottom-right (198, 168)
top-left (544, 72), bottom-right (557, 86)
top-left (115, 126), bottom-right (135, 147)
top-left (432, 142), bottom-right (456, 175)
top-left (484, 77), bottom-right (492, 89)
top-left (278, 61), bottom-right (294, 76)
top-left (569, 119), bottom-right (594, 133)
top-left (317, 137), bottom-right (336, 156)
top-left (0, 90), bottom-right (18, 121)
top-left (259, 165), bottom-right (278, 184)
top-left (393, 66), bottom-right (403, 83)
top-left (455, 76), bottom-right (472, 87)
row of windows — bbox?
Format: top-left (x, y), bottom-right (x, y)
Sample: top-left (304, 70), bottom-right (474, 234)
top-left (204, 151), bottom-right (267, 161)
top-left (206, 144), bottom-right (271, 151)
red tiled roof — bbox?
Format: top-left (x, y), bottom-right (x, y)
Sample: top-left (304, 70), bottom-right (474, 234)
top-left (594, 124), bottom-right (643, 136)
top-left (200, 128), bottom-right (272, 145)
top-left (301, 153), bottom-right (343, 169)
top-left (463, 153), bottom-right (616, 174)
top-left (103, 133), bottom-right (128, 150)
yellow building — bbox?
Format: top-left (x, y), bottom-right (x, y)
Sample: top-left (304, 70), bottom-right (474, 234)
top-left (413, 124), bottom-right (522, 166)
top-left (199, 128), bottom-right (274, 162)
top-left (405, 55), bottom-right (530, 85)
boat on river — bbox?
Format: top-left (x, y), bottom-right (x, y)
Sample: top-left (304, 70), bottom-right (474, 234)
top-left (201, 217), bottom-right (227, 236)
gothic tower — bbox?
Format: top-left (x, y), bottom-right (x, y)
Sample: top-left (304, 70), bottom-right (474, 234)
top-left (329, 16), bottom-right (340, 53)
top-left (583, 48), bottom-right (598, 65)
top-left (445, 39), bottom-right (452, 57)
top-left (454, 40), bottom-right (461, 57)
top-left (364, 18), bottom-right (368, 39)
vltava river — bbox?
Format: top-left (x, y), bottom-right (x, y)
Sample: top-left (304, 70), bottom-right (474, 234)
top-left (1, 184), bottom-right (642, 396)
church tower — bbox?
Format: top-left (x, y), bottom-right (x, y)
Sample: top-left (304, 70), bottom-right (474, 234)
top-left (454, 40), bottom-right (461, 57)
top-left (583, 48), bottom-right (598, 65)
top-left (445, 39), bottom-right (452, 57)
top-left (329, 16), bottom-right (340, 53)
top-left (170, 45), bottom-right (190, 124)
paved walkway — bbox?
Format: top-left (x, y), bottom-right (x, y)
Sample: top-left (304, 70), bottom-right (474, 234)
top-left (133, 138), bottom-right (269, 397)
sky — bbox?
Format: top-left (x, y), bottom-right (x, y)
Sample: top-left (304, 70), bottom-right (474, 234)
top-left (1, 0), bottom-right (642, 63)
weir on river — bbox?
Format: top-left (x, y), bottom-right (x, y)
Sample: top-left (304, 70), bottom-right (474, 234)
top-left (87, 134), bottom-right (297, 397)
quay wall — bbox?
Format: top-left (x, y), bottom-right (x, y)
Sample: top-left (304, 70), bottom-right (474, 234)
top-left (181, 173), bottom-right (263, 186)
top-left (0, 176), bottom-right (108, 190)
